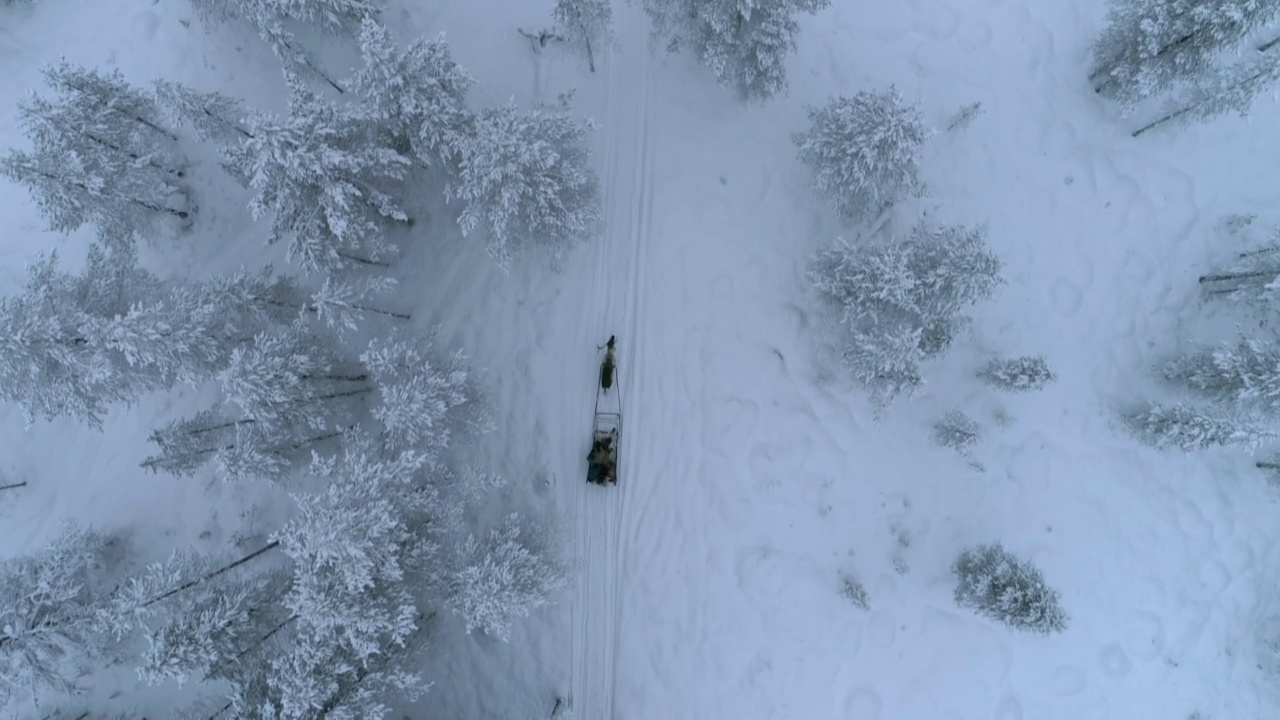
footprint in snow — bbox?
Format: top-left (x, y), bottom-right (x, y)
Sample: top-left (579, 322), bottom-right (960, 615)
top-left (842, 686), bottom-right (882, 719)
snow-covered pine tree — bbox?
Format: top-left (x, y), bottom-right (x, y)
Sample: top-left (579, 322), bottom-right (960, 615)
top-left (189, 0), bottom-right (375, 95)
top-left (0, 525), bottom-right (115, 708)
top-left (192, 0), bottom-right (383, 35)
top-left (1132, 52), bottom-right (1280, 136)
top-left (144, 324), bottom-right (369, 482)
top-left (978, 355), bottom-right (1057, 392)
top-left (224, 80), bottom-right (413, 275)
top-left (1199, 231), bottom-right (1280, 303)
top-left (1162, 335), bottom-right (1280, 414)
top-left (553, 0), bottom-right (613, 72)
top-left (95, 542), bottom-right (293, 690)
top-left (448, 94), bottom-right (601, 270)
top-left (3, 61), bottom-right (189, 246)
top-left (793, 87), bottom-right (928, 222)
top-left (1119, 399), bottom-right (1269, 450)
top-left (220, 324), bottom-right (371, 431)
top-left (274, 443), bottom-right (434, 668)
top-left (154, 79), bottom-right (254, 145)
top-left (643, 0), bottom-right (830, 101)
top-left (133, 570), bottom-right (291, 688)
top-left (953, 542), bottom-right (1067, 634)
top-left (809, 223), bottom-right (1004, 404)
top-left (0, 245), bottom-right (250, 426)
top-left (1089, 0), bottom-right (1280, 109)
top-left (220, 626), bottom-right (422, 720)
top-left (309, 276), bottom-right (407, 332)
top-left (361, 333), bottom-right (480, 456)
top-left (446, 513), bottom-right (565, 641)
top-left (351, 19), bottom-right (475, 169)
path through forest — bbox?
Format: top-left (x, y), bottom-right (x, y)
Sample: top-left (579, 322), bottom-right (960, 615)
top-left (565, 4), bottom-right (657, 718)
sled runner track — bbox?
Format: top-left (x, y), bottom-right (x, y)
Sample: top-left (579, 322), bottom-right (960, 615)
top-left (610, 21), bottom-right (658, 720)
top-left (567, 6), bottom-right (654, 719)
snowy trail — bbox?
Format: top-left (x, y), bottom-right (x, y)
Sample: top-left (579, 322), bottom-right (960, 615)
top-left (567, 6), bottom-right (657, 718)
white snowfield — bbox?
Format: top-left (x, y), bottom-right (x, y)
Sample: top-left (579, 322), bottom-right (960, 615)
top-left (1, 0), bottom-right (1279, 718)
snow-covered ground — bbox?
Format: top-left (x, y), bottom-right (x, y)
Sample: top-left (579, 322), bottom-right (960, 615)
top-left (2, 0), bottom-right (1280, 718)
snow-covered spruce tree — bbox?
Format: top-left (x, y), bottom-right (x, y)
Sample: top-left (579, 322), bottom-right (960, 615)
top-left (953, 542), bottom-right (1067, 634)
top-left (1089, 0), bottom-right (1280, 109)
top-left (809, 223), bottom-right (1003, 404)
top-left (1133, 53), bottom-right (1280, 136)
top-left (2, 61), bottom-right (189, 246)
top-left (553, 0), bottom-right (613, 72)
top-left (793, 87), bottom-right (928, 222)
top-left (978, 355), bottom-right (1056, 392)
top-left (0, 245), bottom-right (253, 426)
top-left (362, 332), bottom-right (479, 455)
top-left (0, 525), bottom-right (114, 707)
top-left (1119, 399), bottom-right (1269, 450)
top-left (1161, 335), bottom-right (1280, 414)
top-left (643, 0), bottom-right (830, 101)
top-left (351, 19), bottom-right (475, 169)
top-left (154, 79), bottom-right (254, 145)
top-left (448, 94), bottom-right (601, 270)
top-left (224, 80), bottom-right (413, 275)
top-left (446, 513), bottom-right (565, 641)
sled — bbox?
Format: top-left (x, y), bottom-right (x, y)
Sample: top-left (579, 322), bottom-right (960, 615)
top-left (587, 336), bottom-right (621, 486)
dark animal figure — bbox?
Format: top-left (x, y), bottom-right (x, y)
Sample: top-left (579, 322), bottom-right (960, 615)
top-left (601, 335), bottom-right (616, 390)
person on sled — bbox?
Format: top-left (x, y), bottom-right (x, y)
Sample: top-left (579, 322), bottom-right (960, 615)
top-left (586, 430), bottom-right (617, 485)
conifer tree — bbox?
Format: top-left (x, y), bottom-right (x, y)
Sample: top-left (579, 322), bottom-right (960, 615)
top-left (809, 223), bottom-right (1003, 404)
top-left (446, 514), bottom-right (565, 641)
top-left (793, 87), bottom-right (928, 222)
top-left (154, 79), bottom-right (255, 145)
top-left (953, 542), bottom-right (1068, 634)
top-left (448, 94), bottom-right (601, 270)
top-left (643, 0), bottom-right (830, 101)
top-left (1090, 0), bottom-right (1280, 109)
top-left (0, 246), bottom-right (236, 426)
top-left (351, 19), bottom-right (475, 169)
top-left (0, 525), bottom-right (115, 708)
top-left (143, 325), bottom-right (369, 482)
top-left (553, 0), bottom-right (613, 72)
top-left (2, 62), bottom-right (189, 246)
top-left (1162, 334), bottom-right (1280, 414)
top-left (978, 355), bottom-right (1057, 392)
top-left (1132, 53), bottom-right (1280, 135)
top-left (225, 80), bottom-right (413, 275)
top-left (1119, 399), bottom-right (1269, 450)
top-left (362, 333), bottom-right (478, 455)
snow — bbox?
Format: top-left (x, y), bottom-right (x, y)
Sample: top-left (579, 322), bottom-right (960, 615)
top-left (1, 0), bottom-right (1280, 718)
